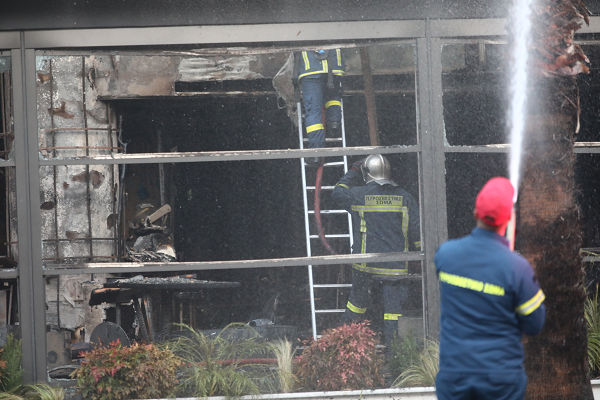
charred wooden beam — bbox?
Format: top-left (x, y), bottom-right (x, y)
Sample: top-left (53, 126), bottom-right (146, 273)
top-left (360, 47), bottom-right (380, 146)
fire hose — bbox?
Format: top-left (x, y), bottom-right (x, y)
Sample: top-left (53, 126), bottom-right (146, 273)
top-left (314, 161), bottom-right (337, 255)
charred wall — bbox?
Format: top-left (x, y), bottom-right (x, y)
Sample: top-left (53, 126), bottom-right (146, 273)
top-left (36, 55), bottom-right (120, 341)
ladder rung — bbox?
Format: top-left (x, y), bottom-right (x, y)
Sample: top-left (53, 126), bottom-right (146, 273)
top-left (315, 309), bottom-right (346, 313)
top-left (324, 161), bottom-right (345, 167)
top-left (313, 284), bottom-right (352, 288)
top-left (308, 210), bottom-right (348, 214)
top-left (310, 234), bottom-right (350, 239)
top-left (306, 186), bottom-right (335, 190)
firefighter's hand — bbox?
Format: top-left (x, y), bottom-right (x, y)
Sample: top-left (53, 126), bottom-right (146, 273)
top-left (351, 159), bottom-right (363, 172)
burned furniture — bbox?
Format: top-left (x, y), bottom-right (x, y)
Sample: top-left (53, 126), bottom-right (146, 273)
top-left (90, 274), bottom-right (241, 343)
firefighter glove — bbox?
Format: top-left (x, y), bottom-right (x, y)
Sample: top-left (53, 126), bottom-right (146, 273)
top-left (351, 159), bottom-right (363, 172)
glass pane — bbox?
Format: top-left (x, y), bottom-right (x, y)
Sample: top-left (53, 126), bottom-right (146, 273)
top-left (36, 44), bottom-right (417, 159)
top-left (0, 56), bottom-right (12, 161)
top-left (576, 154), bottom-right (600, 248)
top-left (168, 159), bottom-right (304, 262)
top-left (0, 56), bottom-right (20, 391)
top-left (0, 281), bottom-right (19, 365)
top-left (0, 58), bottom-right (16, 268)
top-left (41, 155), bottom-right (420, 264)
top-left (40, 164), bottom-right (118, 263)
top-left (46, 273), bottom-right (101, 379)
top-left (343, 45), bottom-right (417, 147)
top-left (39, 151), bottom-right (423, 378)
top-left (576, 45), bottom-right (600, 142)
top-left (34, 45), bottom-right (422, 390)
top-left (445, 152), bottom-right (507, 239)
top-left (442, 43), bottom-right (509, 146)
top-left (2, 167), bottom-right (16, 269)
top-left (40, 160), bottom-right (304, 264)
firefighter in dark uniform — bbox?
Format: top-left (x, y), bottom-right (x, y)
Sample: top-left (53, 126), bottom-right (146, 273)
top-left (332, 154), bottom-right (421, 351)
top-left (435, 177), bottom-right (545, 400)
top-left (293, 49), bottom-right (345, 161)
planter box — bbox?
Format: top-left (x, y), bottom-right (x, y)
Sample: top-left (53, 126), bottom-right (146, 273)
top-left (65, 380), bottom-right (600, 400)
top-left (162, 387), bottom-right (437, 400)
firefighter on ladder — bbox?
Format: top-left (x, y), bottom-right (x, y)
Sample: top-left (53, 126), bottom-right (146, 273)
top-left (332, 154), bottom-right (422, 352)
top-left (293, 49), bottom-right (345, 165)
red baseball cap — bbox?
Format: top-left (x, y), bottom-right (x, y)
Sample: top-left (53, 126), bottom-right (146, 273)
top-left (475, 177), bottom-right (514, 226)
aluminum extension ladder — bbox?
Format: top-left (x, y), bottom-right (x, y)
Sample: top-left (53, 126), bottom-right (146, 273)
top-left (296, 99), bottom-right (354, 340)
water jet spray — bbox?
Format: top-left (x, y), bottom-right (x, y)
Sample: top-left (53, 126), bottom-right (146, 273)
top-left (506, 0), bottom-right (533, 250)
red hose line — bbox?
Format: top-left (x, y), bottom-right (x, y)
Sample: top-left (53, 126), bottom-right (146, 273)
top-left (314, 161), bottom-right (337, 255)
top-left (188, 357), bottom-right (302, 367)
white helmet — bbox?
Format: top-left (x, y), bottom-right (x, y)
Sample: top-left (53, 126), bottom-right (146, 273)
top-left (361, 154), bottom-right (396, 186)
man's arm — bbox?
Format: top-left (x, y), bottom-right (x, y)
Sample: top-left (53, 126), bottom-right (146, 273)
top-left (517, 303), bottom-right (545, 336)
top-left (331, 160), bottom-right (364, 210)
top-left (514, 259), bottom-right (546, 336)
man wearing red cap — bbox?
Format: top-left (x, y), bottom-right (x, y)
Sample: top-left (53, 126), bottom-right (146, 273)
top-left (434, 177), bottom-right (545, 400)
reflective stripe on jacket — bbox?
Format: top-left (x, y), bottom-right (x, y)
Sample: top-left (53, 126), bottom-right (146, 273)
top-left (298, 49), bottom-right (346, 79)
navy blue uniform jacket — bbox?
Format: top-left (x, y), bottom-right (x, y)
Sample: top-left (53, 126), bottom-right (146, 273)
top-left (435, 228), bottom-right (545, 373)
top-left (332, 169), bottom-right (421, 275)
top-left (296, 49), bottom-right (346, 80)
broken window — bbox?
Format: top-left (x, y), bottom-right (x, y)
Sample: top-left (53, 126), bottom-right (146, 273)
top-left (0, 54), bottom-right (19, 358)
top-left (34, 43), bottom-right (425, 378)
top-left (0, 56), bottom-right (16, 267)
top-left (572, 45), bottom-right (600, 250)
top-left (442, 43), bottom-right (509, 146)
top-left (445, 152), bottom-right (508, 239)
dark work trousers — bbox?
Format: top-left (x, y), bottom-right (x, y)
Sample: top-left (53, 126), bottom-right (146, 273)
top-left (300, 75), bottom-right (342, 149)
top-left (343, 267), bottom-right (408, 351)
top-left (436, 370), bottom-right (527, 400)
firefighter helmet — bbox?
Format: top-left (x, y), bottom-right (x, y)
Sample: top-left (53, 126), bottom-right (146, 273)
top-left (361, 154), bottom-right (396, 185)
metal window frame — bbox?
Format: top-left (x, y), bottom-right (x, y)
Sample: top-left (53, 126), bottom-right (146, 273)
top-left (5, 16), bottom-right (600, 382)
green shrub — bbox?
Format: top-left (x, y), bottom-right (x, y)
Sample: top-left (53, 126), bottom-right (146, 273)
top-left (586, 284), bottom-right (600, 374)
top-left (23, 383), bottom-right (64, 400)
top-left (392, 339), bottom-right (439, 388)
top-left (0, 334), bottom-right (23, 392)
top-left (167, 323), bottom-right (276, 399)
top-left (72, 339), bottom-right (182, 400)
top-left (0, 382), bottom-right (64, 400)
top-left (389, 330), bottom-right (420, 378)
top-left (296, 321), bottom-right (384, 391)
top-left (268, 339), bottom-right (296, 393)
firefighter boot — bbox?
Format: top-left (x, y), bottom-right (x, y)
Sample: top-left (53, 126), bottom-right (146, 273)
top-left (327, 121), bottom-right (341, 139)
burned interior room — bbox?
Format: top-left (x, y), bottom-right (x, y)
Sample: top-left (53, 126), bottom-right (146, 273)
top-left (96, 44), bottom-right (423, 339)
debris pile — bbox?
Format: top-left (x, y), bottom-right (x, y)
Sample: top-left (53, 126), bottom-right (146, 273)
top-left (126, 203), bottom-right (176, 262)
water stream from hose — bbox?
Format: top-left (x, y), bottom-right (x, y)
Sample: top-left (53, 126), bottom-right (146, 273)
top-left (508, 0), bottom-right (533, 201)
top-left (506, 0), bottom-right (533, 248)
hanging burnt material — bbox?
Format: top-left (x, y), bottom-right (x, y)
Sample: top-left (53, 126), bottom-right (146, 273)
top-left (272, 53), bottom-right (299, 127)
top-left (519, 0), bottom-right (592, 398)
